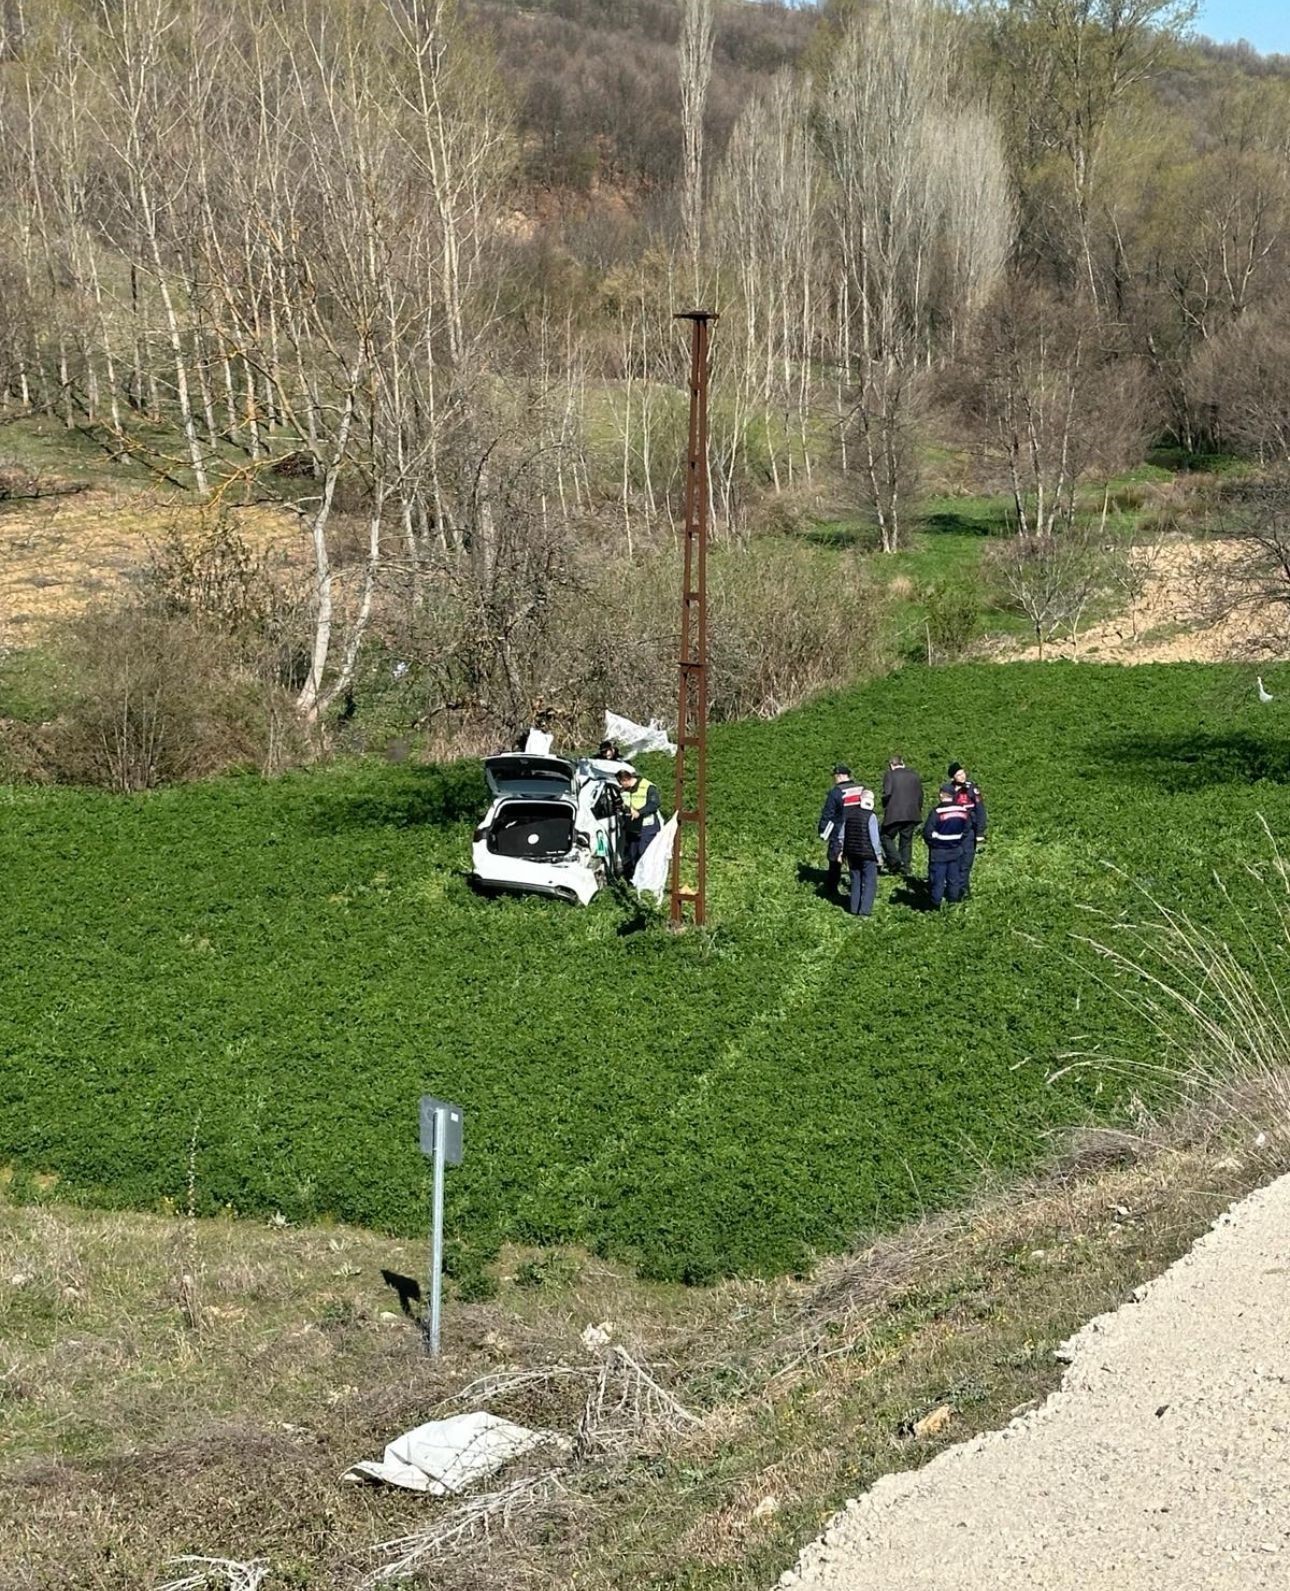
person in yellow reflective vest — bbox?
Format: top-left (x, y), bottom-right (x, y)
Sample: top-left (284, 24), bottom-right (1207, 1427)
top-left (616, 766), bottom-right (663, 877)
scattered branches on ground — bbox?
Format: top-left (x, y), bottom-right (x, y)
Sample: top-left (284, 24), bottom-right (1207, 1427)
top-left (155, 1558), bottom-right (270, 1591)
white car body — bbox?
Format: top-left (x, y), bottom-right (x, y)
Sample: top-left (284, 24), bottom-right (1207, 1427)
top-left (470, 753), bottom-right (629, 906)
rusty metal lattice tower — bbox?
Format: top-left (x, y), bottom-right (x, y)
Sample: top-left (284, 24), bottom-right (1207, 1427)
top-left (669, 310), bottom-right (717, 928)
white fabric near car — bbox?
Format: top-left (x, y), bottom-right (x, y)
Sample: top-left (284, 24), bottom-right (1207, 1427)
top-left (343, 1411), bottom-right (568, 1494)
top-left (522, 726), bottom-right (554, 754)
top-left (605, 711), bottom-right (675, 758)
top-left (633, 813), bottom-right (678, 902)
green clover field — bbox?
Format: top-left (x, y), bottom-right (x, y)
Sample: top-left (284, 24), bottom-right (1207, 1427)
top-left (3, 662), bottom-right (1287, 1281)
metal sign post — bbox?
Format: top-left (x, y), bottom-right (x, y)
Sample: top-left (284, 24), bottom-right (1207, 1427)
top-left (670, 308), bottom-right (717, 929)
top-left (418, 1095), bottom-right (464, 1357)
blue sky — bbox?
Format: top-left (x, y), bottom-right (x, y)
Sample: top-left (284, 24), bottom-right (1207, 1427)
top-left (1194, 1), bottom-right (1290, 55)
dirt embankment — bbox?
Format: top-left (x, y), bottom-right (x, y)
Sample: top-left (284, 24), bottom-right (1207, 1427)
top-left (1007, 540), bottom-right (1288, 666)
top-left (780, 1172), bottom-right (1290, 1591)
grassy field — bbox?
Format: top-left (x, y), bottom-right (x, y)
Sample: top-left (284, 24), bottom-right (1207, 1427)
top-left (3, 661), bottom-right (1286, 1287)
top-left (5, 1138), bottom-right (1275, 1589)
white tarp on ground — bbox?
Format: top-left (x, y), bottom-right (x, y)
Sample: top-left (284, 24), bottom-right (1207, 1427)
top-left (343, 1411), bottom-right (569, 1495)
top-left (605, 710), bottom-right (675, 758)
top-left (633, 812), bottom-right (678, 903)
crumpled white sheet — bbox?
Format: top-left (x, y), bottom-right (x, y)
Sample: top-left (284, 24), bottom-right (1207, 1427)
top-left (343, 1411), bottom-right (569, 1495)
top-left (522, 726), bottom-right (555, 755)
top-left (632, 812), bottom-right (678, 903)
top-left (605, 710), bottom-right (675, 758)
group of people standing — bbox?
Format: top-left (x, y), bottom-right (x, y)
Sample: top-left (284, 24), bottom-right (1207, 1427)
top-left (818, 756), bottom-right (988, 916)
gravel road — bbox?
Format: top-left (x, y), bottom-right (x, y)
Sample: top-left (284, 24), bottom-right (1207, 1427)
top-left (779, 1173), bottom-right (1290, 1590)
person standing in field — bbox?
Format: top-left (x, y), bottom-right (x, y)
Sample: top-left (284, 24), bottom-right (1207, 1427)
top-left (879, 754), bottom-right (923, 876)
top-left (616, 766), bottom-right (663, 876)
top-left (948, 762), bottom-right (988, 895)
top-left (842, 787), bottom-right (883, 918)
top-left (922, 784), bottom-right (972, 908)
top-left (817, 764), bottom-right (860, 898)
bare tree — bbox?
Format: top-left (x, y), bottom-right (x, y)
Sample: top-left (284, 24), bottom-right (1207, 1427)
top-left (1188, 306), bottom-right (1290, 465)
top-left (678, 0), bottom-right (715, 301)
top-left (971, 283), bottom-right (1154, 538)
top-left (989, 526), bottom-right (1114, 657)
top-left (817, 0), bottom-right (1012, 550)
top-left (1190, 471), bottom-right (1290, 654)
top-left (712, 71), bottom-right (821, 499)
top-left (979, 0), bottom-right (1198, 305)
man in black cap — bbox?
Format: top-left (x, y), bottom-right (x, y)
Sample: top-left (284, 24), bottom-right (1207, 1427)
top-left (879, 754), bottom-right (923, 877)
top-left (948, 761), bottom-right (988, 895)
top-left (818, 764), bottom-right (860, 897)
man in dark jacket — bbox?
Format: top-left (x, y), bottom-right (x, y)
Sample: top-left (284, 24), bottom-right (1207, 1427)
top-left (818, 765), bottom-right (859, 896)
top-left (842, 786), bottom-right (883, 917)
top-left (880, 755), bottom-right (923, 876)
top-left (922, 784), bottom-right (972, 907)
top-left (617, 767), bottom-right (662, 876)
top-left (948, 762), bottom-right (988, 894)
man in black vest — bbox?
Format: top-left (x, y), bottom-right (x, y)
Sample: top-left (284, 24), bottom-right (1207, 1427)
top-left (880, 755), bottom-right (924, 877)
top-left (842, 786), bottom-right (883, 917)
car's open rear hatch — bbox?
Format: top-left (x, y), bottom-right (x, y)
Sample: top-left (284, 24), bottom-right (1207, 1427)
top-left (483, 754), bottom-right (577, 797)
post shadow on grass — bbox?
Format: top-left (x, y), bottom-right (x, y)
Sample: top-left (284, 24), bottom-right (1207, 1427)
top-left (1088, 730), bottom-right (1290, 794)
top-left (311, 762), bottom-right (487, 833)
top-left (381, 1268), bottom-right (422, 1317)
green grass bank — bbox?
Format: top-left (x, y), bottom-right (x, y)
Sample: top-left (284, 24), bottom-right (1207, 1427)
top-left (2, 661), bottom-right (1285, 1282)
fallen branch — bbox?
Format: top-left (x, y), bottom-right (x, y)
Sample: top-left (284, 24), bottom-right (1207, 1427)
top-left (360, 1468), bottom-right (568, 1585)
top-left (155, 1557), bottom-right (270, 1591)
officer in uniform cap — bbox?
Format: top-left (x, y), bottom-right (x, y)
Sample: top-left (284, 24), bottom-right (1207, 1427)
top-left (818, 764), bottom-right (860, 897)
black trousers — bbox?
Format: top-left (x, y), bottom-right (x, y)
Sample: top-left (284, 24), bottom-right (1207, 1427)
top-left (626, 823), bottom-right (661, 876)
top-left (825, 848), bottom-right (843, 894)
top-left (880, 821), bottom-right (917, 875)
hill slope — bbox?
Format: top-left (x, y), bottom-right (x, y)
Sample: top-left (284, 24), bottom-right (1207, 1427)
top-left (2, 661), bottom-right (1286, 1281)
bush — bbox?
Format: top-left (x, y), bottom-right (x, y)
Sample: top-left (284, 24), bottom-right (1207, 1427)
top-left (34, 602), bottom-right (294, 791)
top-left (581, 540), bottom-right (890, 726)
top-left (923, 580), bottom-right (981, 661)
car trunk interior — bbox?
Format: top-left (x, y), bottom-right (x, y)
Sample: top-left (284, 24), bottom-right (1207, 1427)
top-left (489, 801), bottom-right (575, 860)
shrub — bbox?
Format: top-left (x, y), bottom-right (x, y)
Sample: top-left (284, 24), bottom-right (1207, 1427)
top-left (585, 540), bottom-right (890, 725)
top-left (36, 602), bottom-right (290, 791)
top-left (149, 514), bottom-right (278, 634)
top-left (923, 580), bottom-right (981, 661)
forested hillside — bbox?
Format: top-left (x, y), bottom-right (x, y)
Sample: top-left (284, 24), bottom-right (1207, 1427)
top-left (1, 0), bottom-right (1289, 768)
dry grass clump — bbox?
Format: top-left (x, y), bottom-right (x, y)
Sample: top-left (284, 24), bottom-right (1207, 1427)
top-left (1055, 834), bottom-right (1290, 1151)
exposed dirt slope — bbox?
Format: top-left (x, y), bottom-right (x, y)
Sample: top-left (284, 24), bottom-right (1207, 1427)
top-left (1008, 541), bottom-right (1288, 666)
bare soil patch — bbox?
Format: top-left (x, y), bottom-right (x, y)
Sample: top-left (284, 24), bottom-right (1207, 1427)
top-left (1005, 539), bottom-right (1289, 666)
top-left (0, 487), bottom-right (303, 649)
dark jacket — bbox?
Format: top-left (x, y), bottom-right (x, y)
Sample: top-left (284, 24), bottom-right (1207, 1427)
top-left (922, 799), bottom-right (971, 849)
top-left (881, 765), bottom-right (923, 826)
top-left (819, 779), bottom-right (860, 845)
top-left (843, 803), bottom-right (881, 862)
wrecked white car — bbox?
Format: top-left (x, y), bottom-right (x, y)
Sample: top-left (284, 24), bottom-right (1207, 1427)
top-left (470, 754), bottom-right (628, 906)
